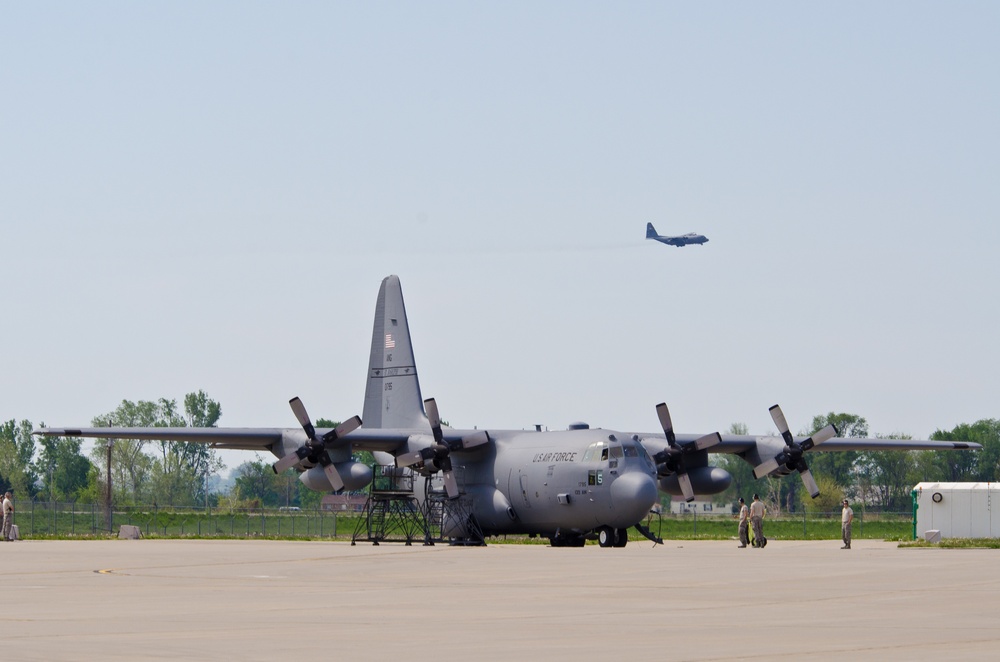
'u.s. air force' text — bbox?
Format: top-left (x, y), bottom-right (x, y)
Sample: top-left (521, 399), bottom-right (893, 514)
top-left (532, 452), bottom-right (578, 463)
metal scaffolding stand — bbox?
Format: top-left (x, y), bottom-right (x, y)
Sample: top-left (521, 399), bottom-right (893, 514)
top-left (351, 466), bottom-right (430, 546)
top-left (424, 488), bottom-right (485, 546)
top-left (351, 466), bottom-right (487, 546)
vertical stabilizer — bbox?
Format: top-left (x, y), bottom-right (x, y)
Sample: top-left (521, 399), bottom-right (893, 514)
top-left (646, 222), bottom-right (658, 239)
top-left (362, 275), bottom-right (425, 429)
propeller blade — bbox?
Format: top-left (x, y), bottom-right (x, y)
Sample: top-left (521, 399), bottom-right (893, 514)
top-left (458, 430), bottom-right (489, 450)
top-left (272, 449), bottom-right (305, 474)
top-left (799, 466), bottom-right (820, 499)
top-left (677, 471), bottom-right (695, 502)
top-left (322, 415), bottom-right (362, 443)
top-left (289, 397), bottom-right (317, 441)
top-left (769, 404), bottom-right (796, 447)
top-left (442, 470), bottom-right (459, 499)
top-left (754, 458), bottom-right (780, 479)
top-left (424, 398), bottom-right (444, 444)
top-left (395, 450), bottom-right (426, 467)
top-left (655, 403), bottom-right (677, 447)
top-left (319, 456), bottom-right (346, 492)
top-left (798, 424), bottom-right (837, 452)
top-left (693, 432), bottom-right (722, 451)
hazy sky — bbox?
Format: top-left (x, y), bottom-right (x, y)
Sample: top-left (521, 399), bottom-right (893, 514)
top-left (3, 3), bottom-right (998, 472)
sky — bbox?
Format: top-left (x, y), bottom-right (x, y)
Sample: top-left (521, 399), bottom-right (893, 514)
top-left (2, 2), bottom-right (998, 473)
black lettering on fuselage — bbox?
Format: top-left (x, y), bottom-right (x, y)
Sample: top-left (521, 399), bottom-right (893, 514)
top-left (531, 452), bottom-right (578, 463)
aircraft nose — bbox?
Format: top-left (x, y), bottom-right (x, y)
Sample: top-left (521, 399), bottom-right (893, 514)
top-left (609, 472), bottom-right (659, 528)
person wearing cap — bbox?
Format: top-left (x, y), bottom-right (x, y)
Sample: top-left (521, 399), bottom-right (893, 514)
top-left (2, 492), bottom-right (13, 541)
top-left (841, 499), bottom-right (854, 549)
top-left (737, 497), bottom-right (749, 548)
top-left (749, 493), bottom-right (766, 547)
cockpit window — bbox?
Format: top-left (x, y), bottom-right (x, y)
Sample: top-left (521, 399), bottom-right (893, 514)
top-left (609, 445), bottom-right (624, 459)
top-left (583, 441), bottom-right (607, 462)
top-left (623, 444), bottom-right (639, 458)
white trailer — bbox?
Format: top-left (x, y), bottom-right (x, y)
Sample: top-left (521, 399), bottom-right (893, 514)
top-left (912, 482), bottom-right (1000, 540)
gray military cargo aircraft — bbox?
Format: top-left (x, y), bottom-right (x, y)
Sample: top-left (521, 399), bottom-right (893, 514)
top-left (646, 222), bottom-right (709, 246)
top-left (36, 275), bottom-right (978, 548)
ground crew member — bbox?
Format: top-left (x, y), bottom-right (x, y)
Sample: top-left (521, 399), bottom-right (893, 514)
top-left (749, 494), bottom-right (765, 547)
top-left (841, 499), bottom-right (853, 549)
top-left (737, 497), bottom-right (749, 548)
top-left (2, 492), bottom-right (13, 541)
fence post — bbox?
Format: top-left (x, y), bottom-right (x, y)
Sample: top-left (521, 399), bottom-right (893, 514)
top-left (803, 509), bottom-right (806, 538)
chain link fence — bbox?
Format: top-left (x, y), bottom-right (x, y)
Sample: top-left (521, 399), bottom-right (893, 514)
top-left (10, 500), bottom-right (917, 541)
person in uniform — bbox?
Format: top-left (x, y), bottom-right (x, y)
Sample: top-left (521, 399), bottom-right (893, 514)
top-left (2, 492), bottom-right (14, 541)
top-left (841, 499), bottom-right (853, 549)
top-left (737, 497), bottom-right (749, 548)
top-left (749, 493), bottom-right (766, 547)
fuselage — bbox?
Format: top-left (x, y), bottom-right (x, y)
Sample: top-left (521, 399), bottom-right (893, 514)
top-left (412, 428), bottom-right (660, 538)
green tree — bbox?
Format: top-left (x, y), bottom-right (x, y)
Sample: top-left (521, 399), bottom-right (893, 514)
top-left (855, 433), bottom-right (914, 511)
top-left (798, 473), bottom-right (844, 514)
top-left (90, 392), bottom-right (225, 506)
top-left (0, 419), bottom-right (39, 498)
top-left (32, 435), bottom-right (94, 502)
top-left (805, 412), bottom-right (868, 491)
top-left (232, 460), bottom-right (282, 507)
top-left (930, 419), bottom-right (1000, 482)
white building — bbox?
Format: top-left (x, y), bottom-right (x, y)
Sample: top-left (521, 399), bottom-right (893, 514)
top-left (913, 482), bottom-right (1000, 540)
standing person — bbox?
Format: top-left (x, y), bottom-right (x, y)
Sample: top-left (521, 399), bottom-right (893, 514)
top-left (841, 499), bottom-right (853, 549)
top-left (2, 492), bottom-right (13, 541)
top-left (737, 497), bottom-right (749, 548)
top-left (749, 493), bottom-right (766, 548)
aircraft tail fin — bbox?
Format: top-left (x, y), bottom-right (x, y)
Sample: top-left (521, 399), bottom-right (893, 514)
top-left (362, 275), bottom-right (426, 429)
top-left (646, 222), bottom-right (658, 239)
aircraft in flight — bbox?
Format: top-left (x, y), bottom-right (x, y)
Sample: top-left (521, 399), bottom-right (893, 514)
top-left (646, 222), bottom-right (709, 246)
top-left (36, 276), bottom-right (977, 548)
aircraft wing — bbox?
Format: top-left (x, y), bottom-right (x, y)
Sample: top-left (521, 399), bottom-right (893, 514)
top-left (641, 433), bottom-right (980, 455)
top-left (33, 427), bottom-right (283, 450)
top-left (32, 426), bottom-right (415, 453)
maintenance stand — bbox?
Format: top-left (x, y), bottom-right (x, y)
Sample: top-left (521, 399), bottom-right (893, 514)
top-left (351, 465), bottom-right (486, 546)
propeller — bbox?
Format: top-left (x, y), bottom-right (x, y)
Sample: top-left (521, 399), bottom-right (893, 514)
top-left (394, 398), bottom-right (489, 498)
top-left (652, 403), bottom-right (721, 503)
top-left (272, 397), bottom-right (362, 491)
top-left (753, 404), bottom-right (837, 498)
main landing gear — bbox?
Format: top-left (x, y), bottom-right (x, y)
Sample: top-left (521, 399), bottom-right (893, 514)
top-left (597, 526), bottom-right (629, 548)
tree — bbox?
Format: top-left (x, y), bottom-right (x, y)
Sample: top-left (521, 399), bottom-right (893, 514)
top-left (805, 412), bottom-right (868, 492)
top-left (930, 419), bottom-right (1000, 482)
top-left (32, 435), bottom-right (94, 502)
top-left (798, 473), bottom-right (844, 514)
top-left (232, 460), bottom-right (282, 507)
top-left (89, 392), bottom-right (225, 506)
top-left (855, 434), bottom-right (914, 511)
top-left (0, 419), bottom-right (39, 498)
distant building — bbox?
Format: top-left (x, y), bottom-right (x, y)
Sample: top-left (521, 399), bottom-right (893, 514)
top-left (669, 499), bottom-right (734, 516)
top-left (321, 494), bottom-right (368, 512)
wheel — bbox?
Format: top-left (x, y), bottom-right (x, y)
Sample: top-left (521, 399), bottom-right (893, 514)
top-left (598, 526), bottom-right (614, 548)
top-left (613, 528), bottom-right (629, 548)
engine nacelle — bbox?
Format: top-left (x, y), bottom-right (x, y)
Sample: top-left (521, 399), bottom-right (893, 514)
top-left (464, 485), bottom-right (517, 532)
top-left (298, 461), bottom-right (373, 492)
top-left (658, 466), bottom-right (732, 496)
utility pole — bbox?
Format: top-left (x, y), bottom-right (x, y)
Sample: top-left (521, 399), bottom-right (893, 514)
top-left (105, 421), bottom-right (113, 533)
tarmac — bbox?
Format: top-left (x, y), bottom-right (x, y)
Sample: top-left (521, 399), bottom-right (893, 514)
top-left (1, 537), bottom-right (998, 661)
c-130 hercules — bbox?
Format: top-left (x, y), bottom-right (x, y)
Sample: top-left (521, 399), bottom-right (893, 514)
top-left (36, 276), bottom-right (978, 548)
